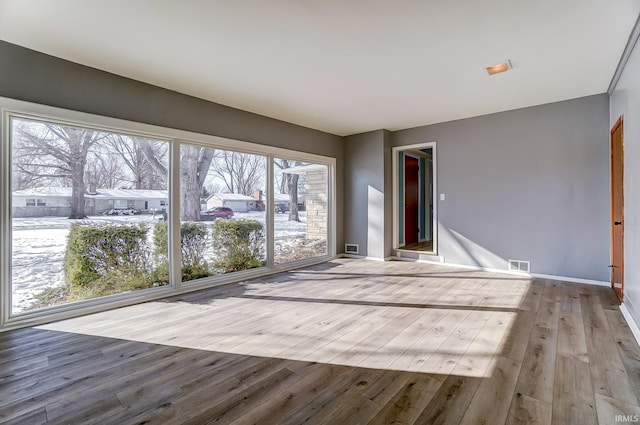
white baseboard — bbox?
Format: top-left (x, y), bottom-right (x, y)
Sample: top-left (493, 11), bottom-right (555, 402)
top-left (392, 256), bottom-right (534, 277)
top-left (338, 253), bottom-right (386, 261)
top-left (620, 302), bottom-right (640, 346)
top-left (530, 273), bottom-right (610, 287)
top-left (352, 254), bottom-right (611, 288)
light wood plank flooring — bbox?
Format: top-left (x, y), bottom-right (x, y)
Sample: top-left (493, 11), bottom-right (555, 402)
top-left (400, 240), bottom-right (434, 252)
top-left (1, 259), bottom-right (639, 424)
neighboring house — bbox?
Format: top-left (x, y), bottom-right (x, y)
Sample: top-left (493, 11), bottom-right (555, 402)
top-left (206, 193), bottom-right (256, 212)
top-left (12, 187), bottom-right (168, 217)
top-left (253, 191), bottom-right (307, 211)
top-left (274, 193), bottom-right (307, 211)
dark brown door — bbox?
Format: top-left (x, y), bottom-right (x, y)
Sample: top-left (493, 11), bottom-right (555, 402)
top-left (611, 117), bottom-right (624, 301)
top-left (404, 156), bottom-right (419, 245)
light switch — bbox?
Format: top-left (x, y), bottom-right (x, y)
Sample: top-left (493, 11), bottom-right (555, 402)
top-left (440, 193), bottom-right (445, 201)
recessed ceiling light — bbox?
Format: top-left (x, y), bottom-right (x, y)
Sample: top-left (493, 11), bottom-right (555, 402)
top-left (486, 60), bottom-right (512, 75)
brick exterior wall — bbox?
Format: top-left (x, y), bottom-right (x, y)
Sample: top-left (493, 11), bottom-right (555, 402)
top-left (304, 168), bottom-right (327, 240)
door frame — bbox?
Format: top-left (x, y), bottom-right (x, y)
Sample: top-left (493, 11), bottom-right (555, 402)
top-left (403, 153), bottom-right (420, 246)
top-left (392, 142), bottom-right (437, 253)
top-left (610, 116), bottom-right (624, 300)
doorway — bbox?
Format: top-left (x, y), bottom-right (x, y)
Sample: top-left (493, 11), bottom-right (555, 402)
top-left (404, 155), bottom-right (419, 245)
top-left (393, 142), bottom-right (436, 253)
top-left (611, 117), bottom-right (624, 301)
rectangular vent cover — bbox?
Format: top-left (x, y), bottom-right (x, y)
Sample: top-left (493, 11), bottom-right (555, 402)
top-left (345, 244), bottom-right (359, 254)
top-left (509, 259), bottom-right (530, 273)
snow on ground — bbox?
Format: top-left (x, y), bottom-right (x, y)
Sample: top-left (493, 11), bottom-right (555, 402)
top-left (11, 212), bottom-right (308, 313)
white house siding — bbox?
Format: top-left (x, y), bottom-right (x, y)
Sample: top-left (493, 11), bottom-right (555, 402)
top-left (206, 198), bottom-right (224, 209)
top-left (12, 188), bottom-right (168, 217)
top-left (225, 201), bottom-right (250, 212)
top-left (12, 195), bottom-right (72, 217)
top-left (206, 194), bottom-right (256, 212)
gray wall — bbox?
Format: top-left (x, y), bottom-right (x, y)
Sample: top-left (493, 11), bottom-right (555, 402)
top-left (0, 41), bottom-right (613, 281)
top-left (390, 94), bottom-right (610, 280)
top-left (344, 130), bottom-right (385, 258)
top-left (610, 32), bottom-right (640, 328)
top-left (0, 40), bottom-right (344, 252)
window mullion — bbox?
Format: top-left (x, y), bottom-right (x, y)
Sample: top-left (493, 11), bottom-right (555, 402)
top-left (169, 140), bottom-right (182, 290)
top-left (0, 110), bottom-right (11, 325)
top-left (266, 156), bottom-right (275, 269)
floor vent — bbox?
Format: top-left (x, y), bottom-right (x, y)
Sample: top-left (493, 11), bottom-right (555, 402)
top-left (509, 259), bottom-right (530, 273)
top-left (345, 244), bottom-right (359, 254)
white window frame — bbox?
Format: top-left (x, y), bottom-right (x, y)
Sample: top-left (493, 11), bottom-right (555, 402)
top-left (0, 97), bottom-right (336, 330)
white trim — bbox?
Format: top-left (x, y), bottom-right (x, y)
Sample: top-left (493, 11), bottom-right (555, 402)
top-left (338, 253), bottom-right (386, 261)
top-left (620, 302), bottom-right (640, 346)
top-left (389, 255), bottom-right (611, 286)
top-left (392, 149), bottom-right (398, 248)
top-left (169, 142), bottom-right (182, 290)
top-left (328, 160), bottom-right (337, 259)
top-left (530, 272), bottom-right (610, 287)
top-left (391, 142), bottom-right (437, 254)
top-left (266, 157), bottom-right (275, 268)
top-left (391, 256), bottom-right (527, 275)
top-left (0, 96), bottom-right (337, 331)
top-left (0, 108), bottom-right (12, 326)
top-left (2, 254), bottom-right (336, 332)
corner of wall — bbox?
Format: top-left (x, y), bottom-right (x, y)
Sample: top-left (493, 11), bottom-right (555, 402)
top-left (620, 301), bottom-right (640, 346)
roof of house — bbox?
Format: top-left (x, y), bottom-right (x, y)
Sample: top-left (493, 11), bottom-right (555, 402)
top-left (13, 187), bottom-right (167, 199)
top-left (283, 164), bottom-right (327, 175)
top-left (207, 193), bottom-right (256, 202)
top-left (274, 193), bottom-right (306, 202)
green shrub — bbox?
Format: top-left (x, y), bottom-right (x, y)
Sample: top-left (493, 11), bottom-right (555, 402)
top-left (58, 223), bottom-right (160, 305)
top-left (64, 223), bottom-right (151, 289)
top-left (153, 221), bottom-right (211, 281)
top-left (212, 219), bottom-right (265, 273)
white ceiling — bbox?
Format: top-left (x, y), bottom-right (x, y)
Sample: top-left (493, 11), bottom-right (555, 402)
top-left (1, 1), bottom-right (639, 136)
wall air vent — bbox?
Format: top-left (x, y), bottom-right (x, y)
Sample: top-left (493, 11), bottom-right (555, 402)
top-left (345, 244), bottom-right (359, 254)
top-left (509, 259), bottom-right (530, 273)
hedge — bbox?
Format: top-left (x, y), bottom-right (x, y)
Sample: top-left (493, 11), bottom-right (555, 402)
top-left (212, 219), bottom-right (265, 273)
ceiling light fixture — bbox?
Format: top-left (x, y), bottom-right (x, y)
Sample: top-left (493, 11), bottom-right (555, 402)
top-left (486, 60), bottom-right (512, 75)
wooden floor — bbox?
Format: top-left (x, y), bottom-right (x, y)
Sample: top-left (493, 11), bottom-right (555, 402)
top-left (400, 240), bottom-right (434, 252)
top-left (1, 259), bottom-right (640, 424)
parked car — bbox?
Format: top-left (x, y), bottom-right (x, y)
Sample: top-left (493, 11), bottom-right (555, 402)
top-left (200, 206), bottom-right (234, 220)
top-left (275, 204), bottom-right (289, 213)
top-left (101, 208), bottom-right (141, 216)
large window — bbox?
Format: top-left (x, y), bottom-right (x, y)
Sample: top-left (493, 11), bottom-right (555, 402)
top-left (1, 106), bottom-right (334, 325)
top-left (273, 159), bottom-right (328, 264)
top-left (178, 144), bottom-right (267, 282)
top-left (9, 116), bottom-right (170, 314)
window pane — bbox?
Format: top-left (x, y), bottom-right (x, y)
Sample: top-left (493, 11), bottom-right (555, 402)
top-left (179, 144), bottom-right (266, 282)
top-left (10, 117), bottom-right (170, 314)
top-left (273, 159), bottom-right (328, 264)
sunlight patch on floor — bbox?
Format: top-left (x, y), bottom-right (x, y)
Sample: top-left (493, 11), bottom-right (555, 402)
top-left (38, 296), bottom-right (519, 378)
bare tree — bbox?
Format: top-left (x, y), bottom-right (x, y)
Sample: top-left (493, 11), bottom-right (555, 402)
top-left (274, 159), bottom-right (303, 222)
top-left (180, 145), bottom-right (215, 221)
top-left (105, 136), bottom-right (168, 190)
top-left (13, 120), bottom-right (106, 218)
top-left (85, 147), bottom-right (128, 189)
top-left (132, 142), bottom-right (210, 221)
top-left (209, 151), bottom-right (264, 196)
top-left (11, 163), bottom-right (39, 191)
top-left (204, 182), bottom-right (224, 196)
